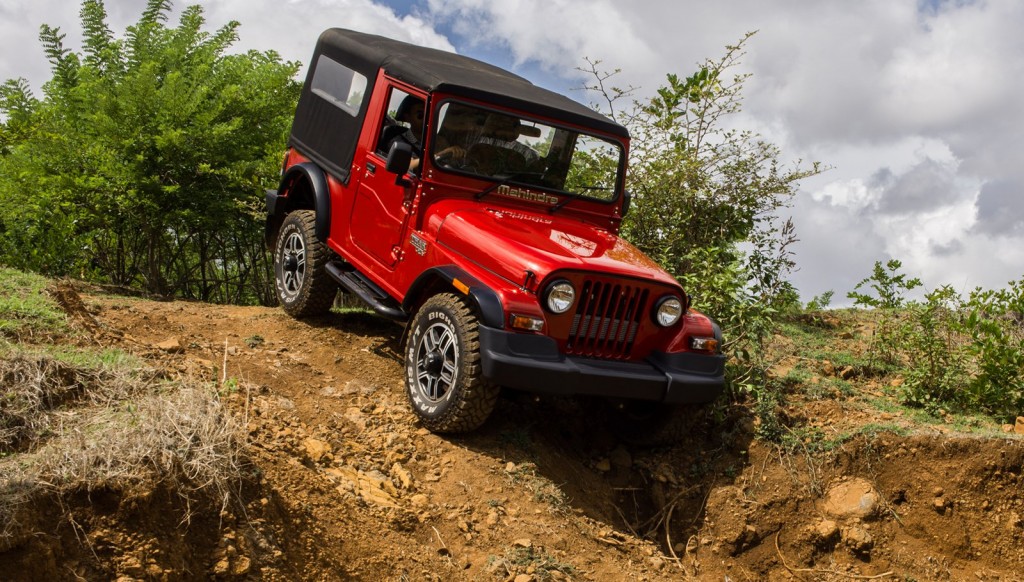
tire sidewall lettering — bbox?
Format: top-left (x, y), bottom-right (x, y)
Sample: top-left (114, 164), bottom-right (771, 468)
top-left (406, 305), bottom-right (461, 416)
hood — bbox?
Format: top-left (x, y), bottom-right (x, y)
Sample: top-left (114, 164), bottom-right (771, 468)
top-left (436, 208), bottom-right (679, 288)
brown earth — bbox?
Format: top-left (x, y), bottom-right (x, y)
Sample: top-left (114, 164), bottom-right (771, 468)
top-left (2, 286), bottom-right (1023, 581)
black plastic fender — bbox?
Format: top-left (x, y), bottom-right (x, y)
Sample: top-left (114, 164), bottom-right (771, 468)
top-left (403, 266), bottom-right (505, 329)
top-left (274, 162), bottom-right (332, 243)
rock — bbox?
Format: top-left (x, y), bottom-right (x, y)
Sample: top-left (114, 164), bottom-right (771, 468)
top-left (647, 556), bottom-right (665, 570)
top-left (232, 555), bottom-right (252, 576)
top-left (155, 338), bottom-right (184, 353)
top-left (1004, 424), bottom-right (1015, 433)
top-left (813, 519), bottom-right (839, 544)
top-left (594, 459), bottom-right (612, 472)
top-left (821, 360), bottom-right (836, 376)
top-left (608, 445), bottom-right (632, 469)
top-left (410, 494), bottom-right (429, 508)
top-left (301, 438), bottom-right (332, 463)
top-left (822, 478), bottom-right (880, 519)
top-left (514, 575), bottom-right (534, 582)
top-left (1015, 417), bottom-right (1024, 435)
top-left (485, 510), bottom-right (500, 527)
top-left (838, 366), bottom-right (855, 380)
top-left (932, 487), bottom-right (944, 497)
top-left (391, 463), bottom-right (413, 489)
top-left (842, 525), bottom-right (873, 554)
top-left (512, 538), bottom-right (532, 548)
top-left (933, 498), bottom-right (948, 513)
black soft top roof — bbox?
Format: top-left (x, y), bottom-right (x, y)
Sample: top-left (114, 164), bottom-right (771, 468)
top-left (316, 28), bottom-right (628, 138)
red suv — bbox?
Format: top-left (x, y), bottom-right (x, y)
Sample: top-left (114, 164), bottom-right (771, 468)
top-left (266, 29), bottom-right (724, 441)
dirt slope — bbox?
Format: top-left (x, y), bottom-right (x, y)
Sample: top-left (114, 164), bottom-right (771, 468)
top-left (3, 288), bottom-right (1023, 581)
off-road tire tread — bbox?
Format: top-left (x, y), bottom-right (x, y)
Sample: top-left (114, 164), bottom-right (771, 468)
top-left (406, 293), bottom-right (499, 433)
top-left (275, 210), bottom-right (336, 318)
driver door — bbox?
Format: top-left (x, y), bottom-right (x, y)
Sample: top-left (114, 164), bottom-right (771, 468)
top-left (350, 85), bottom-right (423, 267)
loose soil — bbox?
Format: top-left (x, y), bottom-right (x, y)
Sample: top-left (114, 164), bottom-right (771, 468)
top-left (2, 286), bottom-right (1022, 581)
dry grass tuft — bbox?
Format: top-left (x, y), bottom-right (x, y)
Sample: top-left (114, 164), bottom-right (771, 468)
top-left (0, 353), bottom-right (245, 543)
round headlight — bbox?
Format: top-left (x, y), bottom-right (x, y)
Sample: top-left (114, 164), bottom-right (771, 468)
top-left (654, 296), bottom-right (683, 327)
top-left (545, 281), bottom-right (576, 314)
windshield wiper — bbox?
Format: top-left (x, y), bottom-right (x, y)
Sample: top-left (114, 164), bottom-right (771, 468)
top-left (548, 185), bottom-right (612, 213)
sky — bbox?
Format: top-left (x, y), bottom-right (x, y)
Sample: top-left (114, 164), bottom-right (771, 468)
top-left (1, 0), bottom-right (1022, 302)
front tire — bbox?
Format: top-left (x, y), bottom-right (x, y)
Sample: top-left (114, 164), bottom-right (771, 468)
top-left (273, 210), bottom-right (337, 317)
top-left (404, 294), bottom-right (499, 433)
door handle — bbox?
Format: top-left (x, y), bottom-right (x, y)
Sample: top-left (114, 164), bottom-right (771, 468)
top-left (366, 162), bottom-right (377, 175)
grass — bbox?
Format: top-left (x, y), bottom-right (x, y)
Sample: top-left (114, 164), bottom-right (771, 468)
top-left (0, 267), bottom-right (68, 340)
top-left (0, 268), bottom-right (246, 543)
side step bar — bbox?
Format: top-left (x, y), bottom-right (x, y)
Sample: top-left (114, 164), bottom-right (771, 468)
top-left (325, 262), bottom-right (407, 321)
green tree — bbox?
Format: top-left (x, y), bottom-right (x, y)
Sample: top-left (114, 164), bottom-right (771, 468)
top-left (0, 0), bottom-right (301, 304)
top-left (581, 33), bottom-right (823, 394)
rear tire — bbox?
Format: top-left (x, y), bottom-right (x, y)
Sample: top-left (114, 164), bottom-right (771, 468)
top-left (404, 294), bottom-right (499, 433)
top-left (273, 210), bottom-right (337, 317)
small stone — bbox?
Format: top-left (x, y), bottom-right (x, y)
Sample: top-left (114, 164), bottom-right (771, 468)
top-left (410, 494), bottom-right (429, 508)
top-left (514, 575), bottom-right (534, 582)
top-left (608, 445), bottom-right (632, 469)
top-left (212, 558), bottom-right (231, 576)
top-left (301, 438), bottom-right (332, 463)
top-left (1015, 417), bottom-right (1024, 435)
top-left (932, 487), bottom-right (944, 497)
top-left (821, 360), bottom-right (836, 376)
top-left (1004, 424), bottom-right (1015, 433)
top-left (506, 462), bottom-right (517, 472)
top-left (647, 556), bottom-right (665, 570)
top-left (843, 525), bottom-right (873, 554)
top-left (485, 511), bottom-right (500, 527)
top-left (155, 338), bottom-right (184, 353)
top-left (933, 498), bottom-right (948, 513)
top-left (391, 463), bottom-right (413, 489)
top-left (594, 459), bottom-right (612, 472)
top-left (814, 519), bottom-right (839, 542)
top-left (512, 538), bottom-right (532, 548)
top-left (231, 555), bottom-right (252, 576)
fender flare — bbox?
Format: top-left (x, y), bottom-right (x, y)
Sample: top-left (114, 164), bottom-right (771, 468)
top-left (276, 162), bottom-right (331, 242)
top-left (404, 266), bottom-right (504, 329)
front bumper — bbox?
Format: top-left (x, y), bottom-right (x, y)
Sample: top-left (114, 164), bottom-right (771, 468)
top-left (478, 326), bottom-right (725, 404)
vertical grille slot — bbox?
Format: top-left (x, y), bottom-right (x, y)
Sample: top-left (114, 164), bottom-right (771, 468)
top-left (567, 279), bottom-right (649, 359)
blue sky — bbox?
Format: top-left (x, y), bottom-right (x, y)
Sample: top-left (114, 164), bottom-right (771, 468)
top-left (1, 0), bottom-right (1022, 302)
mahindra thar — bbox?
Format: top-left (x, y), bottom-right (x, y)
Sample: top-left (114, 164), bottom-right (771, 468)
top-left (266, 29), bottom-right (725, 443)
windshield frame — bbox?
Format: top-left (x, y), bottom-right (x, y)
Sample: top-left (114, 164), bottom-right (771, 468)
top-left (425, 98), bottom-right (626, 205)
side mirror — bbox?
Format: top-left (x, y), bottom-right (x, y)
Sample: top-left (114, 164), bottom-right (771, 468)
top-left (386, 141), bottom-right (413, 175)
top-left (621, 190), bottom-right (632, 217)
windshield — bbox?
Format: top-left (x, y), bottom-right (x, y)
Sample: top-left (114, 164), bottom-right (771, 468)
top-left (430, 101), bottom-right (623, 202)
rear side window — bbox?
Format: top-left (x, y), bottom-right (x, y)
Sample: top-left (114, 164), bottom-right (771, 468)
top-left (310, 55), bottom-right (367, 116)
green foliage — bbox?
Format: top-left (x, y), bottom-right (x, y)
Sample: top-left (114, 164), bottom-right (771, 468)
top-left (805, 290), bottom-right (834, 311)
top-left (581, 33), bottom-right (823, 398)
top-left (0, 0), bottom-right (301, 304)
top-left (848, 260), bottom-right (922, 309)
top-left (848, 259), bottom-right (1024, 421)
top-left (0, 268), bottom-right (68, 339)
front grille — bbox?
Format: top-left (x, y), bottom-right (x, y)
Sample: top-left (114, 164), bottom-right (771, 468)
top-left (566, 279), bottom-right (650, 359)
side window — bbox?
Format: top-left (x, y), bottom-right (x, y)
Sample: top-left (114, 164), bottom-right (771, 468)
top-left (376, 88), bottom-right (425, 161)
top-left (310, 55), bottom-right (367, 116)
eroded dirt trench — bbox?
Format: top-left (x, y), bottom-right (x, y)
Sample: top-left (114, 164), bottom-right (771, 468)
top-left (7, 289), bottom-right (1023, 581)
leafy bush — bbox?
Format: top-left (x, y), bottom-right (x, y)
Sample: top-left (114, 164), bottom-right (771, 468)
top-left (0, 0), bottom-right (301, 304)
top-left (849, 260), bottom-right (1023, 421)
